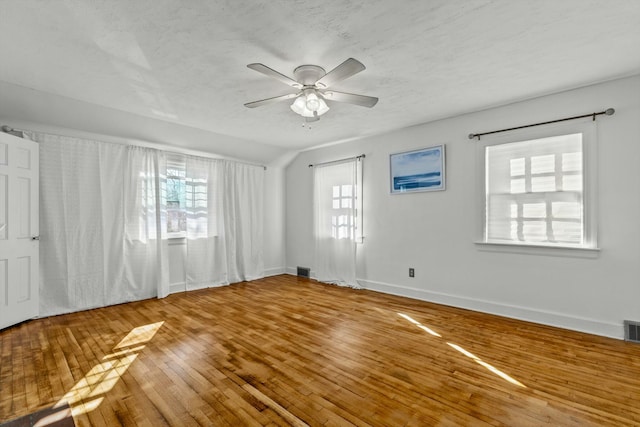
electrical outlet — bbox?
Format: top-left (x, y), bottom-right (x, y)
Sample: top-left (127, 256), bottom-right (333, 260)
top-left (409, 268), bottom-right (415, 278)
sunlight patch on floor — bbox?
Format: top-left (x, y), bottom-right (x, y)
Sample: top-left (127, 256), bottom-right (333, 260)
top-left (398, 313), bottom-right (525, 388)
top-left (54, 321), bottom-right (165, 417)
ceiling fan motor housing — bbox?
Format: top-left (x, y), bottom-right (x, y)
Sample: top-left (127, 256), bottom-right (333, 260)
top-left (293, 65), bottom-right (326, 86)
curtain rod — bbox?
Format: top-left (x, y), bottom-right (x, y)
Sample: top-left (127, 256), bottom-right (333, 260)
top-left (1, 124), bottom-right (267, 170)
top-left (468, 108), bottom-right (615, 141)
top-left (308, 154), bottom-right (365, 168)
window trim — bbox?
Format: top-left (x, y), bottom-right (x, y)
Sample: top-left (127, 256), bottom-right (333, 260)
top-left (475, 120), bottom-right (599, 254)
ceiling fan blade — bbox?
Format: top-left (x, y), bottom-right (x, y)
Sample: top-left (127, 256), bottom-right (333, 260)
top-left (320, 90), bottom-right (378, 108)
top-left (305, 116), bottom-right (320, 123)
top-left (244, 93), bottom-right (299, 108)
top-left (247, 63), bottom-right (303, 89)
top-left (315, 58), bottom-right (366, 89)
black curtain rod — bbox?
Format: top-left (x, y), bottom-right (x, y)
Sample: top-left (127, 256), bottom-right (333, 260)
top-left (309, 154), bottom-right (365, 168)
top-left (468, 108), bottom-right (615, 140)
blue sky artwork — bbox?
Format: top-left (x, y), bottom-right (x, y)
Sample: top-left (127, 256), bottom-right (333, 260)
top-left (391, 146), bottom-right (444, 192)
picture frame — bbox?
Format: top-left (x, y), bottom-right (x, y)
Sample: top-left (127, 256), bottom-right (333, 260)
top-left (390, 144), bottom-right (446, 193)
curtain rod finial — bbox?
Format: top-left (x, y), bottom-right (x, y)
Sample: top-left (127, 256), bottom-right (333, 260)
top-left (605, 108), bottom-right (615, 116)
top-left (468, 133), bottom-right (476, 140)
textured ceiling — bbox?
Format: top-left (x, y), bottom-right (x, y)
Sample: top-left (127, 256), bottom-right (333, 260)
top-left (1, 0), bottom-right (639, 156)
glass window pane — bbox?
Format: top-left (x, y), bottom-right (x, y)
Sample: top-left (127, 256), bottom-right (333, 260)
top-left (552, 221), bottom-right (583, 244)
top-left (523, 203), bottom-right (546, 218)
top-left (562, 174), bottom-right (582, 191)
top-left (332, 199), bottom-right (340, 209)
top-left (552, 202), bottom-right (581, 219)
top-left (342, 185), bottom-right (352, 197)
top-left (522, 221), bottom-right (547, 242)
top-left (531, 154), bottom-right (555, 174)
top-left (510, 158), bottom-right (525, 176)
top-left (531, 176), bottom-right (556, 192)
top-left (562, 152), bottom-right (582, 172)
top-left (510, 220), bottom-right (518, 240)
top-left (332, 186), bottom-right (340, 197)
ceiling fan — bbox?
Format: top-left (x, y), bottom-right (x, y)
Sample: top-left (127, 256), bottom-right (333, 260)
top-left (244, 58), bottom-right (378, 122)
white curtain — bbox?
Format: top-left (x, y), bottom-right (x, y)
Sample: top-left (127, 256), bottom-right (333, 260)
top-left (221, 161), bottom-right (265, 283)
top-left (313, 159), bottom-right (361, 288)
top-left (183, 158), bottom-right (264, 289)
top-left (34, 133), bottom-right (168, 316)
top-left (123, 146), bottom-right (170, 298)
top-left (184, 155), bottom-right (226, 290)
top-left (34, 131), bottom-right (264, 316)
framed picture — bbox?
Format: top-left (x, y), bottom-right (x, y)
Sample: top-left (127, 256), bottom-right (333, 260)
top-left (390, 144), bottom-right (445, 193)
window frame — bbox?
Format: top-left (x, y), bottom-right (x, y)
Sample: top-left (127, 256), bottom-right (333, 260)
top-left (475, 120), bottom-right (599, 256)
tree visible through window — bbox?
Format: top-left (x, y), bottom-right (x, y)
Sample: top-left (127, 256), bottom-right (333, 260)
top-left (166, 161), bottom-right (187, 236)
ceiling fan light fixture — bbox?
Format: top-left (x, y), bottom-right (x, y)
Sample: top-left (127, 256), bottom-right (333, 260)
top-left (290, 94), bottom-right (329, 118)
top-left (304, 90), bottom-right (320, 111)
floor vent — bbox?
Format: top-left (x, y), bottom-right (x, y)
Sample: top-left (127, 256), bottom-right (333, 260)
top-left (296, 267), bottom-right (310, 278)
top-left (624, 320), bottom-right (640, 343)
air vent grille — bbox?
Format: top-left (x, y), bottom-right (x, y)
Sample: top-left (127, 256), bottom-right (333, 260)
top-left (296, 267), bottom-right (310, 278)
top-left (624, 320), bottom-right (640, 343)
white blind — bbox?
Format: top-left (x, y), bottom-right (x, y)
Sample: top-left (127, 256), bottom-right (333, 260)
top-left (485, 133), bottom-right (585, 247)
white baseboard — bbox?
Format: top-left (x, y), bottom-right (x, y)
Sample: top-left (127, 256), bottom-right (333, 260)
top-left (358, 278), bottom-right (622, 340)
top-left (264, 267), bottom-right (287, 277)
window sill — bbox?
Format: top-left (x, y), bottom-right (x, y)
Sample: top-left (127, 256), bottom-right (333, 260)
top-left (474, 241), bottom-right (600, 258)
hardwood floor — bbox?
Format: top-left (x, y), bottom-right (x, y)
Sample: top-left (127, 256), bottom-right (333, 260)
top-left (1, 275), bottom-right (639, 426)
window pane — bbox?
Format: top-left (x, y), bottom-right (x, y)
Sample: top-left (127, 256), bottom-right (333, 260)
top-left (562, 174), bottom-right (582, 191)
top-left (332, 199), bottom-right (340, 209)
top-left (562, 152), bottom-right (582, 172)
top-left (531, 154), bottom-right (555, 174)
top-left (522, 221), bottom-right (546, 242)
top-left (342, 185), bottom-right (352, 197)
top-left (332, 186), bottom-right (340, 198)
top-left (523, 203), bottom-right (546, 218)
top-left (485, 132), bottom-right (586, 247)
top-left (510, 158), bottom-right (525, 176)
top-left (552, 202), bottom-right (581, 219)
top-left (531, 176), bottom-right (556, 192)
top-left (552, 221), bottom-right (582, 244)
top-left (341, 198), bottom-right (352, 208)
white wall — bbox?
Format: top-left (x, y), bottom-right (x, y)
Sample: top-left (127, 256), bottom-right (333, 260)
top-left (285, 75), bottom-right (640, 339)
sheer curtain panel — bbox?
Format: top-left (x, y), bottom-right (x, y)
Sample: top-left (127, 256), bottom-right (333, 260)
top-left (124, 146), bottom-right (170, 298)
top-left (184, 155), bottom-right (226, 290)
top-left (34, 133), bottom-right (168, 316)
top-left (221, 161), bottom-right (265, 283)
top-left (33, 130), bottom-right (264, 316)
top-left (184, 158), bottom-right (264, 288)
top-left (313, 159), bottom-right (361, 288)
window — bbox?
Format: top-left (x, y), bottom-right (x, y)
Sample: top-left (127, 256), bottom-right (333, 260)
top-left (313, 157), bottom-right (363, 287)
top-left (163, 155), bottom-right (214, 239)
top-left (331, 183), bottom-right (357, 240)
top-left (165, 156), bottom-right (187, 237)
top-left (481, 127), bottom-right (597, 250)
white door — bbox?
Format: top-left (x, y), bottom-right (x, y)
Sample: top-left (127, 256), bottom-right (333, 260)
top-left (0, 131), bottom-right (39, 330)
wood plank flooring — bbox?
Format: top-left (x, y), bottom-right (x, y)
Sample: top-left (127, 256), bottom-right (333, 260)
top-left (1, 275), bottom-right (640, 426)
